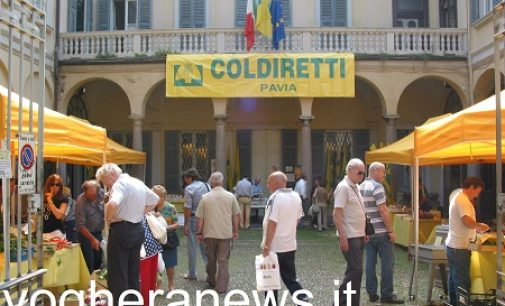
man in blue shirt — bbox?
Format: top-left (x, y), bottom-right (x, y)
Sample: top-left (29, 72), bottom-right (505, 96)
top-left (359, 162), bottom-right (403, 304)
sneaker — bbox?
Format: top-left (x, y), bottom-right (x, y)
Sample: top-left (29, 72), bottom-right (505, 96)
top-left (369, 294), bottom-right (379, 302)
top-left (183, 274), bottom-right (197, 280)
top-left (380, 295), bottom-right (404, 304)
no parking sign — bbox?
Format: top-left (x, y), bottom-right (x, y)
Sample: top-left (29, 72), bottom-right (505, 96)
top-left (18, 133), bottom-right (36, 195)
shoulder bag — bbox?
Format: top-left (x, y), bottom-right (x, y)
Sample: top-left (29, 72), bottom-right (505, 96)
top-left (351, 187), bottom-right (375, 236)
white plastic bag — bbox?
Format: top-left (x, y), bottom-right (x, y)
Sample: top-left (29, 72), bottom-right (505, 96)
top-left (157, 253), bottom-right (165, 273)
top-left (255, 252), bottom-right (281, 291)
top-left (146, 212), bottom-right (167, 244)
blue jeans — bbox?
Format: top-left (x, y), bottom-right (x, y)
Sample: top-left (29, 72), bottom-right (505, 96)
top-left (446, 246), bottom-right (471, 306)
top-left (187, 216), bottom-right (207, 278)
top-left (365, 232), bottom-right (395, 299)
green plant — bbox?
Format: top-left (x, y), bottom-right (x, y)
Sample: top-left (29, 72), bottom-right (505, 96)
top-left (95, 52), bottom-right (117, 59)
top-left (154, 49), bottom-right (180, 57)
top-left (134, 52), bottom-right (148, 58)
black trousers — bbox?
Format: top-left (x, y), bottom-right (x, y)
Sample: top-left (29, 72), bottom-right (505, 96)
top-left (339, 237), bottom-right (365, 306)
top-left (79, 231), bottom-right (103, 273)
top-left (107, 221), bottom-right (144, 305)
top-left (267, 250), bottom-right (307, 305)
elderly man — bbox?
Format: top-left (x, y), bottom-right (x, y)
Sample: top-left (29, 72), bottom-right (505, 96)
top-left (359, 162), bottom-right (404, 304)
top-left (235, 175), bottom-right (252, 229)
top-left (183, 167), bottom-right (211, 280)
top-left (95, 163), bottom-right (159, 304)
top-left (446, 177), bottom-right (490, 306)
top-left (333, 158), bottom-right (366, 306)
top-left (261, 171), bottom-right (308, 305)
top-left (75, 180), bottom-right (104, 273)
top-left (196, 172), bottom-right (240, 293)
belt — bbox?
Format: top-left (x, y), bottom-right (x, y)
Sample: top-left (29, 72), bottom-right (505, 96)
top-left (191, 213), bottom-right (196, 216)
top-left (110, 221), bottom-right (138, 228)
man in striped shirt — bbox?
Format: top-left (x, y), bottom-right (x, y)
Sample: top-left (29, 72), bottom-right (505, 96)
top-left (359, 162), bottom-right (404, 304)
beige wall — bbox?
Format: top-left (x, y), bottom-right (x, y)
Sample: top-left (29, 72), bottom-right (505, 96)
top-left (292, 0), bottom-right (316, 27)
top-left (209, 0), bottom-right (235, 28)
top-left (352, 0), bottom-right (392, 28)
top-left (153, 0), bottom-right (175, 29)
top-left (251, 130), bottom-right (281, 186)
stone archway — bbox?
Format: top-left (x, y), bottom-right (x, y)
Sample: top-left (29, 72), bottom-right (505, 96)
top-left (0, 60), bottom-right (7, 88)
top-left (474, 68), bottom-right (505, 102)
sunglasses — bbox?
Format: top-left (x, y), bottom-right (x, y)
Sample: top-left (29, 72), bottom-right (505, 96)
top-left (51, 183), bottom-right (62, 187)
top-left (357, 171), bottom-right (366, 176)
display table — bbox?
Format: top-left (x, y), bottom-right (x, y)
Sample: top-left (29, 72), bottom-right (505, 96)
top-left (388, 209), bottom-right (411, 228)
top-left (0, 245), bottom-right (90, 292)
top-left (393, 214), bottom-right (441, 247)
top-left (170, 200), bottom-right (185, 213)
top-left (470, 249), bottom-right (505, 293)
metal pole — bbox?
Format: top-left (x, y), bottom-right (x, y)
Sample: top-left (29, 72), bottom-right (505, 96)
top-left (494, 3), bottom-right (504, 302)
top-left (16, 13), bottom-right (24, 274)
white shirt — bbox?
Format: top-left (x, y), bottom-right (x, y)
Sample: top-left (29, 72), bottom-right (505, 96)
top-left (446, 189), bottom-right (477, 249)
top-left (294, 178), bottom-right (307, 200)
top-left (261, 188), bottom-right (303, 252)
top-left (109, 174), bottom-right (159, 223)
top-left (333, 176), bottom-right (366, 238)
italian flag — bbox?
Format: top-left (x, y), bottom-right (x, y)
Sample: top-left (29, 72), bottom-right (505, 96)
top-left (245, 0), bottom-right (255, 51)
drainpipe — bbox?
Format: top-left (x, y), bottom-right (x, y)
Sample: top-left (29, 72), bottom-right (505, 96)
top-left (467, 0), bottom-right (473, 105)
top-left (53, 0), bottom-right (60, 110)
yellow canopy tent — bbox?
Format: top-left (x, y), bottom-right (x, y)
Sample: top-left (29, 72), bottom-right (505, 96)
top-left (365, 114), bottom-right (451, 166)
top-left (0, 86), bottom-right (145, 165)
top-left (414, 90), bottom-right (505, 163)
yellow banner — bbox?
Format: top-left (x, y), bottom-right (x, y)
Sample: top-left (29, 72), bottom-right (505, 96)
top-left (166, 53), bottom-right (355, 97)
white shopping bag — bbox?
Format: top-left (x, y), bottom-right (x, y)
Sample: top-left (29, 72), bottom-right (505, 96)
top-left (255, 252), bottom-right (281, 291)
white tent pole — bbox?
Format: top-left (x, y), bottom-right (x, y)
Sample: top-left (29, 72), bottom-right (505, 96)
top-left (413, 159), bottom-right (420, 299)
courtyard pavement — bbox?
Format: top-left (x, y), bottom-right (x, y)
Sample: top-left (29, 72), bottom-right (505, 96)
top-left (155, 226), bottom-right (446, 306)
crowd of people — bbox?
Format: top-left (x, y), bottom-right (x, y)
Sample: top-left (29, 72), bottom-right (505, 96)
top-left (36, 158), bottom-right (490, 306)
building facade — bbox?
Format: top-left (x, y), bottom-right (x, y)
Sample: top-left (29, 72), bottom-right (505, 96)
top-left (1, 0), bottom-right (503, 211)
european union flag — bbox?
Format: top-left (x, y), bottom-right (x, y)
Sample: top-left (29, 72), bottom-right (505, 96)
top-left (270, 0), bottom-right (285, 50)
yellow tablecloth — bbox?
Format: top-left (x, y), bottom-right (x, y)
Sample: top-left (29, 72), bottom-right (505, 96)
top-left (0, 245), bottom-right (90, 291)
top-left (393, 214), bottom-right (441, 247)
top-left (470, 249), bottom-right (505, 293)
top-left (170, 200), bottom-right (185, 213)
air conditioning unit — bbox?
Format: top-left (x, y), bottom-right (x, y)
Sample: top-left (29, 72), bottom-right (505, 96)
top-left (398, 18), bottom-right (419, 28)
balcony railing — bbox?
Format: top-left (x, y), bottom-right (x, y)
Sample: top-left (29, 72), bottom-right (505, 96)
top-left (59, 27), bottom-right (467, 60)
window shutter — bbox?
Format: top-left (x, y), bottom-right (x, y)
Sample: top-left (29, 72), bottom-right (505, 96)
top-left (320, 0), bottom-right (335, 27)
top-left (281, 0), bottom-right (291, 26)
top-left (352, 129), bottom-right (369, 162)
top-left (194, 0), bottom-right (206, 28)
top-left (68, 0), bottom-right (77, 32)
top-left (179, 0), bottom-right (192, 28)
top-left (282, 129), bottom-right (297, 170)
top-left (311, 130), bottom-right (325, 179)
top-left (335, 0), bottom-right (347, 27)
top-left (138, 0), bottom-right (151, 29)
top-left (165, 131), bottom-right (180, 193)
top-left (85, 0), bottom-right (93, 31)
top-left (471, 0), bottom-right (479, 23)
top-left (97, 0), bottom-right (111, 31)
top-left (235, 0), bottom-right (247, 27)
top-left (237, 130), bottom-right (252, 178)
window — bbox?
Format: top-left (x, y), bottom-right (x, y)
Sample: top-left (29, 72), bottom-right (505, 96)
top-left (179, 0), bottom-right (206, 28)
top-left (98, 0), bottom-right (151, 31)
top-left (235, 0), bottom-right (291, 28)
top-left (68, 0), bottom-right (92, 32)
top-left (320, 0), bottom-right (348, 27)
top-left (393, 0), bottom-right (428, 28)
top-left (471, 0), bottom-right (501, 23)
top-left (180, 132), bottom-right (209, 180)
top-left (440, 0), bottom-right (457, 28)
top-left (114, 0), bottom-right (138, 30)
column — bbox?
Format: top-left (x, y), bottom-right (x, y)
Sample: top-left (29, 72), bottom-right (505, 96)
top-left (383, 114), bottom-right (399, 144)
top-left (129, 114), bottom-right (145, 180)
top-left (299, 98), bottom-right (314, 194)
top-left (214, 115), bottom-right (227, 175)
top-left (300, 115), bottom-right (314, 195)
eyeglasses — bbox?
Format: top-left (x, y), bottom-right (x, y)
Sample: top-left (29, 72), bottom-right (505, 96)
top-left (357, 171), bottom-right (366, 176)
